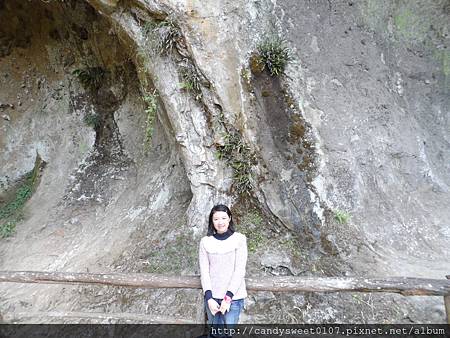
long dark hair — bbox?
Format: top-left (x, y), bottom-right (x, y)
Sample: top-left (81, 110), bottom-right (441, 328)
top-left (207, 204), bottom-right (235, 236)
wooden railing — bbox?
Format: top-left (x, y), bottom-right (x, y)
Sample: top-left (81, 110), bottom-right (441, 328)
top-left (1, 271), bottom-right (449, 323)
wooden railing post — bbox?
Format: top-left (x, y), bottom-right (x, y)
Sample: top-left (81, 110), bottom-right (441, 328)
top-left (445, 275), bottom-right (450, 324)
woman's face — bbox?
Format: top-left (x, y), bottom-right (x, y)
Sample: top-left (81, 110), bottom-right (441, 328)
top-left (212, 211), bottom-right (231, 234)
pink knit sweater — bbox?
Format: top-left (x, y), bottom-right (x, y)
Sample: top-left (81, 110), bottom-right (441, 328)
top-left (199, 232), bottom-right (248, 300)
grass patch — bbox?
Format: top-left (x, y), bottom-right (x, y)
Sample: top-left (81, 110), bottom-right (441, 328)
top-left (334, 210), bottom-right (350, 224)
top-left (72, 67), bottom-right (105, 91)
top-left (216, 131), bottom-right (255, 195)
top-left (256, 36), bottom-right (292, 76)
top-left (143, 90), bottom-right (159, 149)
top-left (0, 220), bottom-right (16, 238)
top-left (0, 155), bottom-right (43, 238)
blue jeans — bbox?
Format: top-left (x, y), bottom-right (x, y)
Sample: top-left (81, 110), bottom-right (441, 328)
top-left (205, 298), bottom-right (244, 337)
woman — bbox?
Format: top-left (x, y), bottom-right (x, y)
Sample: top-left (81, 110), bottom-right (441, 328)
top-left (199, 204), bottom-right (248, 328)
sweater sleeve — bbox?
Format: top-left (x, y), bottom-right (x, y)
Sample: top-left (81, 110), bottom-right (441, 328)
top-left (199, 238), bottom-right (212, 293)
top-left (226, 234), bottom-right (247, 296)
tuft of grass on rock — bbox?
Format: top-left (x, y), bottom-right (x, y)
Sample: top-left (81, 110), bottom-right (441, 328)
top-left (216, 131), bottom-right (255, 195)
top-left (0, 155), bottom-right (43, 238)
top-left (334, 210), bottom-right (351, 224)
top-left (179, 63), bottom-right (203, 101)
top-left (143, 18), bottom-right (182, 56)
top-left (0, 220), bottom-right (16, 238)
top-left (72, 67), bottom-right (105, 91)
top-left (256, 36), bottom-right (292, 76)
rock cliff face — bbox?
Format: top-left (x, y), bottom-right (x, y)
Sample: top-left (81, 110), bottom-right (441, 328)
top-left (0, 0), bottom-right (448, 323)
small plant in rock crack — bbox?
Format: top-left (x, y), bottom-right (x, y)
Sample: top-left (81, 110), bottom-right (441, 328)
top-left (143, 90), bottom-right (158, 149)
top-left (144, 18), bottom-right (182, 56)
top-left (83, 113), bottom-right (100, 129)
top-left (216, 131), bottom-right (256, 195)
top-left (72, 67), bottom-right (105, 90)
top-left (0, 220), bottom-right (16, 238)
top-left (334, 210), bottom-right (350, 224)
top-left (0, 156), bottom-right (43, 239)
top-left (256, 36), bottom-right (292, 76)
top-left (216, 132), bottom-right (245, 162)
top-left (179, 63), bottom-right (203, 100)
top-left (232, 161), bottom-right (253, 195)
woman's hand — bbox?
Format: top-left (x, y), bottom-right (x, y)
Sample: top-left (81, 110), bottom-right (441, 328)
top-left (207, 298), bottom-right (220, 316)
top-left (219, 298), bottom-right (231, 314)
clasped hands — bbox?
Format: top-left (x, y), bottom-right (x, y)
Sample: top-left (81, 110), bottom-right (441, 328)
top-left (207, 297), bottom-right (231, 315)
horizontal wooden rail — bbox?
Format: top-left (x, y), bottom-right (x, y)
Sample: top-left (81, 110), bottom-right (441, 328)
top-left (0, 271), bottom-right (449, 296)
